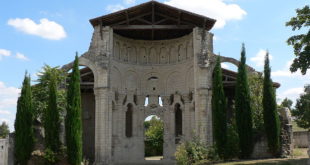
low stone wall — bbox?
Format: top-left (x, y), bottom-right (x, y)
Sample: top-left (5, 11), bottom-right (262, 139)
top-left (0, 138), bottom-right (9, 165)
top-left (293, 131), bottom-right (309, 148)
top-left (251, 136), bottom-right (272, 159)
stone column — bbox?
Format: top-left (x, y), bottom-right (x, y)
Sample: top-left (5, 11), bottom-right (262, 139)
top-left (192, 27), bottom-right (214, 145)
top-left (182, 94), bottom-right (192, 141)
top-left (94, 87), bottom-right (112, 165)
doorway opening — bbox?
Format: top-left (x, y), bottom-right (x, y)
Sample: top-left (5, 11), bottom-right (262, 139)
top-left (144, 115), bottom-right (164, 160)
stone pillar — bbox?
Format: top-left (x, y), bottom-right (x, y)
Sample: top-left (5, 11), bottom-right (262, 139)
top-left (192, 27), bottom-right (214, 145)
top-left (94, 87), bottom-right (112, 165)
top-left (182, 94), bottom-right (192, 141)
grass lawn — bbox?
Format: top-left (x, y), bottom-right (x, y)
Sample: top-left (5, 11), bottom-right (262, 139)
top-left (212, 148), bottom-right (309, 165)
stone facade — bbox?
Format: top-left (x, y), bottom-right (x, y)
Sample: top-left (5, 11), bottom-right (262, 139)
top-left (0, 138), bottom-right (9, 165)
top-left (62, 25), bottom-right (220, 164)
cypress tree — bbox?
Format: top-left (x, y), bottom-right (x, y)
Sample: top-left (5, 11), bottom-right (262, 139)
top-left (65, 55), bottom-right (82, 165)
top-left (14, 74), bottom-right (34, 165)
top-left (44, 72), bottom-right (61, 152)
top-left (262, 52), bottom-right (280, 156)
top-left (212, 56), bottom-right (227, 159)
top-left (235, 44), bottom-right (253, 158)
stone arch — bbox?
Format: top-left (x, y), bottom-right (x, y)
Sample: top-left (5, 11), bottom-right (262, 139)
top-left (178, 44), bottom-right (186, 61)
top-left (159, 47), bottom-right (168, 64)
top-left (219, 55), bottom-right (256, 73)
top-left (149, 47), bottom-right (158, 64)
top-left (169, 46), bottom-right (177, 63)
top-left (128, 46), bottom-right (137, 64)
top-left (121, 44), bottom-right (128, 62)
top-left (138, 47), bottom-right (147, 64)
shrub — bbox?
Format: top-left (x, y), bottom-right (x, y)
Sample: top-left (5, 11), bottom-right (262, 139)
top-left (224, 123), bottom-right (240, 159)
top-left (43, 148), bottom-right (58, 165)
top-left (175, 138), bottom-right (219, 165)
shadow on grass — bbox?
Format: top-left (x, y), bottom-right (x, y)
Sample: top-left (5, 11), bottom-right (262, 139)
top-left (231, 158), bottom-right (309, 165)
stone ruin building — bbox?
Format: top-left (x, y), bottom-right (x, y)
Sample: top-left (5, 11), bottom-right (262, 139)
top-left (61, 1), bottom-right (275, 164)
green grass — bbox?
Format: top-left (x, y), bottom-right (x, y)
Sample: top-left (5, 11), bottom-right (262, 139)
top-left (292, 121), bottom-right (308, 132)
top-left (213, 158), bottom-right (309, 165)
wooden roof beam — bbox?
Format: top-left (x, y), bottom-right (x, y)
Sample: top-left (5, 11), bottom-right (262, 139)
top-left (112, 25), bottom-right (194, 30)
top-left (111, 12), bottom-right (152, 26)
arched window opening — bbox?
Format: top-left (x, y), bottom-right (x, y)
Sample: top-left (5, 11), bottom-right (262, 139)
top-left (144, 96), bottom-right (149, 106)
top-left (175, 103), bottom-right (182, 138)
top-left (158, 96), bottom-right (163, 106)
top-left (125, 104), bottom-right (133, 138)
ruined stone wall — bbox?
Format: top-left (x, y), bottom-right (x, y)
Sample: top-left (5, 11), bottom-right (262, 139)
top-left (0, 138), bottom-right (9, 165)
top-left (109, 33), bottom-right (196, 163)
top-left (294, 131), bottom-right (309, 148)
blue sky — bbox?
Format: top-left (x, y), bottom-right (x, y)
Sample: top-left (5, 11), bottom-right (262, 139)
top-left (0, 0), bottom-right (309, 130)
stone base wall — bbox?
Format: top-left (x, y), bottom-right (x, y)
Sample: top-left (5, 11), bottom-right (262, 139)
top-left (251, 136), bottom-right (273, 159)
top-left (293, 131), bottom-right (309, 148)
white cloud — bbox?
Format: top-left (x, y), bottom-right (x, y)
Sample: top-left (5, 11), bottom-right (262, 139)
top-left (124, 0), bottom-right (136, 5)
top-left (0, 110), bottom-right (11, 115)
top-left (271, 59), bottom-right (309, 78)
top-left (278, 87), bottom-right (304, 103)
top-left (221, 63), bottom-right (230, 69)
top-left (250, 49), bottom-right (272, 67)
top-left (106, 4), bottom-right (125, 13)
top-left (0, 81), bottom-right (20, 110)
top-left (0, 49), bottom-right (11, 57)
top-left (8, 18), bottom-right (67, 40)
top-left (15, 52), bottom-right (29, 61)
top-left (0, 49), bottom-right (11, 60)
top-left (164, 0), bottom-right (246, 29)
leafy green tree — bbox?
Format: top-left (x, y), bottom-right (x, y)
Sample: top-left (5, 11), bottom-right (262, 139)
top-left (286, 5), bottom-right (310, 75)
top-left (291, 85), bottom-right (310, 130)
top-left (248, 74), bottom-right (264, 136)
top-left (14, 74), bottom-right (34, 165)
top-left (262, 52), bottom-right (280, 157)
top-left (65, 55), bottom-right (82, 165)
top-left (235, 44), bottom-right (253, 158)
top-left (212, 56), bottom-right (227, 159)
top-left (280, 98), bottom-right (293, 110)
top-left (144, 116), bottom-right (163, 156)
top-left (0, 122), bottom-right (9, 138)
top-left (32, 65), bottom-right (66, 120)
top-left (44, 72), bottom-right (61, 152)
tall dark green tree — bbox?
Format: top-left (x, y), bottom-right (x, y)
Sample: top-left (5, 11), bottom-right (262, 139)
top-left (44, 72), bottom-right (61, 152)
top-left (212, 56), bottom-right (227, 159)
top-left (235, 44), bottom-right (253, 158)
top-left (263, 52), bottom-right (280, 156)
top-left (14, 74), bottom-right (34, 165)
top-left (65, 55), bottom-right (82, 165)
